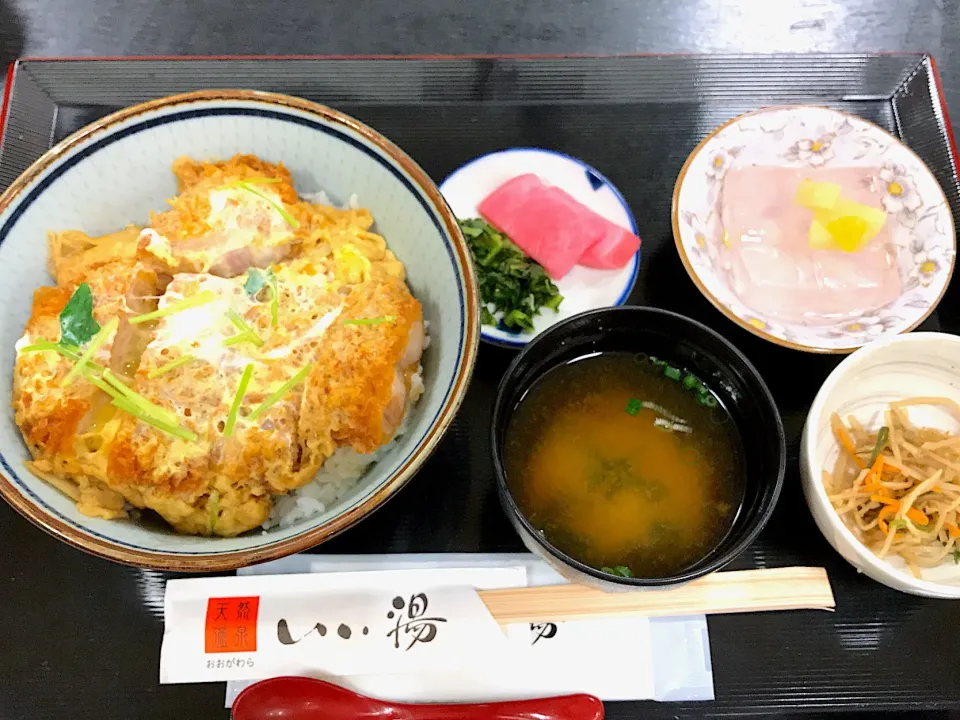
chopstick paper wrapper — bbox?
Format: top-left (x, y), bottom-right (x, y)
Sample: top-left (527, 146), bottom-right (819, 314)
top-left (162, 566), bottom-right (832, 684)
top-left (161, 567), bottom-right (527, 684)
top-left (481, 567), bottom-right (835, 624)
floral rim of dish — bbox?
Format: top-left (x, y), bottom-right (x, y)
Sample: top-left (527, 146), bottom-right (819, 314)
top-left (672, 105), bottom-right (957, 353)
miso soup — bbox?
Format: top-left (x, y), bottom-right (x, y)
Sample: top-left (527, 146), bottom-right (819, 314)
top-left (504, 352), bottom-right (745, 579)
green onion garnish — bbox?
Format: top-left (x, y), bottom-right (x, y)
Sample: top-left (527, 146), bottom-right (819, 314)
top-left (249, 364), bottom-right (312, 420)
top-left (129, 290), bottom-right (217, 325)
top-left (223, 310), bottom-right (264, 347)
top-left (61, 317), bottom-right (118, 387)
top-left (224, 363), bottom-right (254, 438)
top-left (664, 366), bottom-right (681, 381)
top-left (888, 519), bottom-right (908, 531)
top-left (85, 372), bottom-right (197, 441)
top-left (147, 355), bottom-right (196, 379)
top-left (600, 565), bottom-right (634, 578)
top-left (868, 426), bottom-right (890, 466)
top-left (20, 340), bottom-right (106, 372)
top-left (269, 274), bottom-right (280, 328)
top-left (342, 315), bottom-right (396, 326)
top-left (232, 181), bottom-right (300, 228)
top-left (101, 370), bottom-right (179, 427)
top-left (225, 177), bottom-right (281, 186)
top-left (625, 398), bottom-right (643, 416)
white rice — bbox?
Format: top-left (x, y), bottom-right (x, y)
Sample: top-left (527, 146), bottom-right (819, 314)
top-left (300, 191), bottom-right (360, 210)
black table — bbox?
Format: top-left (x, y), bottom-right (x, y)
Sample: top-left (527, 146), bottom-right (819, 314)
top-left (3, 3), bottom-right (960, 720)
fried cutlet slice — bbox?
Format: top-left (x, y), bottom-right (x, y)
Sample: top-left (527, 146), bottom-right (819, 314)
top-left (138, 155), bottom-right (301, 277)
top-left (12, 259), bottom-right (161, 518)
top-left (299, 274), bottom-right (425, 457)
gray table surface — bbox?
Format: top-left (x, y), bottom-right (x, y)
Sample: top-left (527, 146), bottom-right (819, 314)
top-left (1, 1), bottom-right (959, 719)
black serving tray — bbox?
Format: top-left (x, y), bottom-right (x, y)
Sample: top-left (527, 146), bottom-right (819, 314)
top-left (1, 55), bottom-right (959, 720)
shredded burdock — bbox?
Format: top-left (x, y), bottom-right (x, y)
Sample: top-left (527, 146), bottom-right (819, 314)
top-left (824, 397), bottom-right (960, 577)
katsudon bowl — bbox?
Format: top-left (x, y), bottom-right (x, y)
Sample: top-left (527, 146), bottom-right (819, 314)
top-left (0, 90), bottom-right (478, 571)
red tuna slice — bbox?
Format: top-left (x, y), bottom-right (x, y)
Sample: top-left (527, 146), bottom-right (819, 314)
top-left (577, 216), bottom-right (641, 269)
top-left (477, 174), bottom-right (601, 279)
top-left (478, 174), bottom-right (640, 278)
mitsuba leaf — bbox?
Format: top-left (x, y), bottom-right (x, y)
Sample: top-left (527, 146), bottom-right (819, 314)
top-left (59, 283), bottom-right (101, 347)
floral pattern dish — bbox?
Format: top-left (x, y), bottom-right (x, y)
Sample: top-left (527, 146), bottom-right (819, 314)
top-left (672, 106), bottom-right (956, 353)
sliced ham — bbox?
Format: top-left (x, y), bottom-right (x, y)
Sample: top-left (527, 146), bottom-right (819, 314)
top-left (478, 173), bottom-right (640, 279)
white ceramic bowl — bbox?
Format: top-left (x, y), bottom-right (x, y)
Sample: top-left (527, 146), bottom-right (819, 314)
top-left (440, 148), bottom-right (640, 348)
top-left (801, 332), bottom-right (960, 598)
top-left (674, 106), bottom-right (956, 354)
top-left (0, 90), bottom-right (479, 571)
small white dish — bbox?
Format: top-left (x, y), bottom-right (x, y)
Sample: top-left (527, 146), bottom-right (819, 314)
top-left (440, 148), bottom-right (640, 348)
top-left (801, 332), bottom-right (960, 598)
top-left (673, 106), bottom-right (956, 354)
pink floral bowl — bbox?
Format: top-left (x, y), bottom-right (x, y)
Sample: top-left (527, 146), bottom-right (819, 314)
top-left (672, 105), bottom-right (956, 354)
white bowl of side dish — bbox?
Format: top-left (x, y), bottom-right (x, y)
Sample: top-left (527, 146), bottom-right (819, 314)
top-left (673, 105), bottom-right (956, 354)
top-left (0, 90), bottom-right (479, 571)
top-left (801, 332), bottom-right (960, 598)
top-left (440, 148), bottom-right (641, 348)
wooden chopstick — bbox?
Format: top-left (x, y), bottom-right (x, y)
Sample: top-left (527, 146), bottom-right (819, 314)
top-left (477, 567), bottom-right (834, 625)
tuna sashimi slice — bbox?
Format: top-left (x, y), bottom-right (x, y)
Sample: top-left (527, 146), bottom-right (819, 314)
top-left (478, 174), bottom-right (640, 279)
top-left (578, 221), bottom-right (641, 269)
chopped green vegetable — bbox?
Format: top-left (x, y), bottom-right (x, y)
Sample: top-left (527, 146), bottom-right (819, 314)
top-left (129, 290), bottom-right (217, 324)
top-left (600, 565), bottom-right (634, 578)
top-left (223, 310), bottom-right (265, 348)
top-left (269, 274), bottom-right (279, 327)
top-left (625, 398), bottom-right (643, 416)
top-left (147, 354), bottom-right (195, 379)
top-left (457, 218), bottom-right (563, 334)
top-left (61, 317), bottom-right (118, 387)
top-left (868, 426), bottom-right (890, 467)
top-left (86, 372), bottom-right (196, 441)
top-left (953, 548), bottom-right (960, 564)
top-left (224, 363), bottom-right (254, 437)
top-left (244, 268), bottom-right (273, 297)
top-left (208, 490), bottom-right (220, 533)
top-left (59, 283), bottom-right (101, 347)
top-left (682, 374), bottom-right (698, 390)
top-left (20, 340), bottom-right (104, 370)
top-left (244, 266), bottom-right (281, 324)
top-left (343, 315), bottom-right (397, 326)
top-left (101, 370), bottom-right (179, 427)
top-left (664, 366), bottom-right (681, 381)
top-left (249, 364), bottom-right (313, 420)
top-left (232, 181), bottom-right (300, 228)
top-left (225, 177), bottom-right (281, 186)
top-left (701, 393), bottom-right (718, 408)
top-left (888, 519), bottom-right (908, 531)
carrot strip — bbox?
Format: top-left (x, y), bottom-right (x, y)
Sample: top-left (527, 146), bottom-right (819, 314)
top-left (906, 508), bottom-right (930, 525)
top-left (878, 505), bottom-right (897, 534)
top-left (832, 416), bottom-right (866, 468)
top-left (946, 523), bottom-right (960, 539)
top-left (871, 495), bottom-right (899, 507)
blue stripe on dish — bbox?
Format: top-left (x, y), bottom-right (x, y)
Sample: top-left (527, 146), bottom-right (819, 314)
top-left (585, 169), bottom-right (604, 191)
top-left (0, 106), bottom-right (466, 554)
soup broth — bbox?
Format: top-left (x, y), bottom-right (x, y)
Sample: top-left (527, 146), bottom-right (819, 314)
top-left (504, 352), bottom-right (746, 579)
